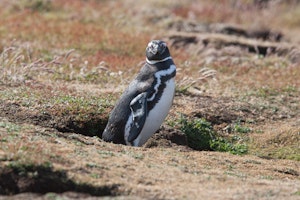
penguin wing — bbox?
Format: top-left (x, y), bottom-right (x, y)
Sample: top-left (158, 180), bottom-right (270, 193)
top-left (127, 92), bottom-right (148, 142)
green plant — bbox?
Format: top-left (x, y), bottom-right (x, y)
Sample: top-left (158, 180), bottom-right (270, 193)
top-left (178, 116), bottom-right (215, 151)
top-left (233, 123), bottom-right (251, 134)
top-left (223, 120), bottom-right (251, 134)
top-left (171, 115), bottom-right (248, 155)
top-left (210, 137), bottom-right (248, 155)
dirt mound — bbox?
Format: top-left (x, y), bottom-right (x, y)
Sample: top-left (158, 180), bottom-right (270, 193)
top-left (168, 21), bottom-right (283, 42)
top-left (0, 100), bottom-right (108, 137)
top-left (164, 21), bottom-right (300, 63)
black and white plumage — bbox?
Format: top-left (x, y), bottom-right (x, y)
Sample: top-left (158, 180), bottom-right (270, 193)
top-left (102, 40), bottom-right (176, 146)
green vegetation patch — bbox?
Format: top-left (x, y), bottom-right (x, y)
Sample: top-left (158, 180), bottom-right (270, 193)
top-left (171, 115), bottom-right (248, 155)
top-left (178, 116), bottom-right (214, 151)
top-left (210, 137), bottom-right (248, 155)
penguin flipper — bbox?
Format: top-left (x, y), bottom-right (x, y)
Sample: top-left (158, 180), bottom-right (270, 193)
top-left (127, 92), bottom-right (148, 142)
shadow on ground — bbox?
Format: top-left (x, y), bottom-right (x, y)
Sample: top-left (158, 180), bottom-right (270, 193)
top-left (0, 163), bottom-right (120, 196)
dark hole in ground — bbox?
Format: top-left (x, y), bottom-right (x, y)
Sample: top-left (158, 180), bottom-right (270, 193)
top-left (0, 163), bottom-right (120, 196)
top-left (0, 101), bottom-right (108, 137)
top-left (54, 118), bottom-right (108, 137)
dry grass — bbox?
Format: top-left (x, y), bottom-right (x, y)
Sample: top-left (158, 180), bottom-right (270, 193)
top-left (0, 0), bottom-right (300, 199)
top-left (249, 121), bottom-right (300, 160)
top-left (0, 119), bottom-right (299, 199)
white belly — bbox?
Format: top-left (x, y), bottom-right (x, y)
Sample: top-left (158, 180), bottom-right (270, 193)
top-left (133, 78), bottom-right (175, 146)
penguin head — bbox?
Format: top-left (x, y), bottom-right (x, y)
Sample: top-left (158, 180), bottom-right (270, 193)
top-left (146, 40), bottom-right (170, 61)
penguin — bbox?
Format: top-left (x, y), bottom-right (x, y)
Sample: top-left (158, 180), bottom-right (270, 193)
top-left (102, 40), bottom-right (176, 146)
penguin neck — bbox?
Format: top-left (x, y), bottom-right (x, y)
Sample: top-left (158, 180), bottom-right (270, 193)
top-left (146, 56), bottom-right (172, 65)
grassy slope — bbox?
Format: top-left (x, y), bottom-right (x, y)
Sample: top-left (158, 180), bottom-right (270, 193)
top-left (0, 0), bottom-right (299, 199)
